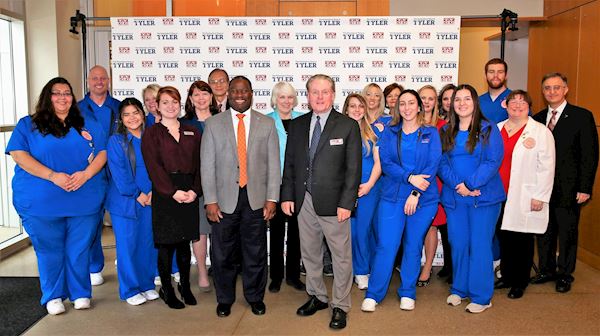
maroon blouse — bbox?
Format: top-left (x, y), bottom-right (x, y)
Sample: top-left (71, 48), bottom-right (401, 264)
top-left (141, 123), bottom-right (202, 197)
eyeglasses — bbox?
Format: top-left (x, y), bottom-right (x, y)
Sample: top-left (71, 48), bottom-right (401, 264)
top-left (51, 92), bottom-right (72, 98)
top-left (543, 85), bottom-right (565, 92)
top-left (209, 78), bottom-right (227, 85)
top-left (89, 77), bottom-right (108, 82)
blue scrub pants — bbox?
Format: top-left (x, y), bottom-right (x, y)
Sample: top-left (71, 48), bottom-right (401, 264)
top-left (88, 211), bottom-right (105, 273)
top-left (445, 200), bottom-right (501, 305)
top-left (112, 205), bottom-right (157, 300)
top-left (366, 199), bottom-right (437, 302)
top-left (21, 213), bottom-right (99, 305)
top-left (351, 184), bottom-right (380, 275)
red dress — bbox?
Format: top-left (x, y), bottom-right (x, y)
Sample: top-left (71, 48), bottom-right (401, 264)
top-left (432, 119), bottom-right (447, 226)
top-left (499, 124), bottom-right (526, 193)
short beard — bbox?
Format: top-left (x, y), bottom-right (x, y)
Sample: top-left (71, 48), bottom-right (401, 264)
top-left (487, 79), bottom-right (506, 90)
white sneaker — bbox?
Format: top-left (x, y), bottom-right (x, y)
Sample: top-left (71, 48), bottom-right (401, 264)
top-left (73, 298), bottom-right (91, 310)
top-left (446, 294), bottom-right (463, 306)
top-left (399, 297), bottom-right (415, 311)
top-left (172, 272), bottom-right (180, 283)
top-left (361, 298), bottom-right (377, 312)
top-left (141, 289), bottom-right (160, 301)
top-left (355, 275), bottom-right (369, 290)
top-left (154, 276), bottom-right (162, 286)
top-left (466, 302), bottom-right (492, 313)
top-left (126, 293), bottom-right (147, 306)
top-left (46, 298), bottom-right (65, 315)
top-left (90, 272), bottom-right (104, 286)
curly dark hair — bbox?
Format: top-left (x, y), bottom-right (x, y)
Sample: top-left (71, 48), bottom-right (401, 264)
top-left (31, 77), bottom-right (84, 137)
top-left (183, 81), bottom-right (219, 119)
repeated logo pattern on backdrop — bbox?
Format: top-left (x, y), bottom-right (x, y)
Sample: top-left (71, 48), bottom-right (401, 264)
top-left (110, 16), bottom-right (460, 113)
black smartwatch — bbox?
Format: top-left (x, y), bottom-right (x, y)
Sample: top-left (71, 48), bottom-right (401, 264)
top-left (410, 190), bottom-right (421, 198)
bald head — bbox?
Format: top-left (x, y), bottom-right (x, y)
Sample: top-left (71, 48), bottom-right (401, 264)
top-left (88, 65), bottom-right (109, 98)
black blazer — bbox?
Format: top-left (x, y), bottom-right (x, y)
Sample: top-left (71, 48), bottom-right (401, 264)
top-left (533, 103), bottom-right (599, 206)
top-left (281, 110), bottom-right (362, 216)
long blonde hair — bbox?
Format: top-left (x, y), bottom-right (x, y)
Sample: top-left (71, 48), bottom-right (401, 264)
top-left (361, 83), bottom-right (385, 124)
top-left (342, 93), bottom-right (377, 155)
top-left (418, 85), bottom-right (439, 126)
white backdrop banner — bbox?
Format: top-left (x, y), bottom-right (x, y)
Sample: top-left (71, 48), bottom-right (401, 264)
top-left (110, 16), bottom-right (460, 113)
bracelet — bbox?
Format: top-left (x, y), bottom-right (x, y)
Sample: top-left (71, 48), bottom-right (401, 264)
top-left (48, 171), bottom-right (55, 181)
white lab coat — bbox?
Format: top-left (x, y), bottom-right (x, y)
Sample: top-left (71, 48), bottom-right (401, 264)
top-left (497, 117), bottom-right (556, 234)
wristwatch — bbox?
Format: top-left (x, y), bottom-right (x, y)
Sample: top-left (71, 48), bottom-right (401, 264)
top-left (411, 190), bottom-right (421, 198)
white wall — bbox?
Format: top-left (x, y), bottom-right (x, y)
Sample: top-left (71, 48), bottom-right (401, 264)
top-left (390, 0), bottom-right (543, 17)
top-left (489, 37), bottom-right (529, 91)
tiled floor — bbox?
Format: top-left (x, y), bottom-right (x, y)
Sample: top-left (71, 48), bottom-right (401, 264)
top-left (1, 226), bottom-right (599, 335)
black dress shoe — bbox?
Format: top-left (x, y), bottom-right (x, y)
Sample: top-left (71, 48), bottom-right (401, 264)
top-left (437, 266), bottom-right (451, 278)
top-left (530, 273), bottom-right (555, 284)
top-left (249, 301), bottom-right (266, 315)
top-left (494, 279), bottom-right (510, 289)
top-left (216, 303), bottom-right (232, 317)
top-left (329, 307), bottom-right (347, 330)
top-left (296, 295), bottom-right (329, 316)
top-left (286, 278), bottom-right (306, 291)
top-left (508, 287), bottom-right (524, 299)
top-left (556, 278), bottom-right (572, 293)
top-left (268, 280), bottom-right (282, 293)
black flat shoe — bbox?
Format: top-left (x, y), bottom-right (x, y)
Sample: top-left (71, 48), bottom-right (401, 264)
top-left (177, 283), bottom-right (197, 305)
top-left (216, 303), bottom-right (232, 317)
top-left (159, 287), bottom-right (185, 309)
top-left (329, 307), bottom-right (347, 330)
top-left (417, 271), bottom-right (432, 287)
top-left (508, 287), bottom-right (524, 299)
top-left (286, 278), bottom-right (306, 291)
top-left (249, 301), bottom-right (266, 315)
top-left (268, 280), bottom-right (282, 293)
top-left (297, 295), bottom-right (328, 316)
top-left (530, 273), bottom-right (555, 284)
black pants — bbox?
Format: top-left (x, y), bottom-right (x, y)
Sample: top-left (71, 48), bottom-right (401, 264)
top-left (269, 204), bottom-right (301, 281)
top-left (536, 205), bottom-right (581, 277)
top-left (210, 188), bottom-right (267, 304)
top-left (438, 224), bottom-right (452, 272)
top-left (157, 241), bottom-right (191, 290)
top-left (500, 230), bottom-right (534, 289)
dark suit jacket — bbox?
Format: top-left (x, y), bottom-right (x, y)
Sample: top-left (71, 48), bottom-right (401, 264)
top-left (533, 103), bottom-right (599, 207)
top-left (281, 110), bottom-right (362, 216)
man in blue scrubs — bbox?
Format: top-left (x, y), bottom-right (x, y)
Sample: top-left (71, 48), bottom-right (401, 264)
top-left (78, 65), bottom-right (120, 286)
top-left (479, 58), bottom-right (511, 124)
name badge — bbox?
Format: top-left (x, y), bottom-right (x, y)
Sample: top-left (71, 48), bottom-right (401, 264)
top-left (183, 131), bottom-right (194, 136)
top-left (420, 133), bottom-right (430, 144)
top-left (330, 138), bottom-right (344, 146)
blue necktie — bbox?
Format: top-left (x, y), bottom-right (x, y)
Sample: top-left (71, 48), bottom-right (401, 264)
top-left (307, 116), bottom-right (321, 192)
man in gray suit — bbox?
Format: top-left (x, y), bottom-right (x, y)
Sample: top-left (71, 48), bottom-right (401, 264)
top-left (201, 76), bottom-right (281, 317)
top-left (281, 74), bottom-right (361, 330)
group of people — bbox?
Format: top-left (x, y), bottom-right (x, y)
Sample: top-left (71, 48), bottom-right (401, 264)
top-left (6, 57), bottom-right (598, 330)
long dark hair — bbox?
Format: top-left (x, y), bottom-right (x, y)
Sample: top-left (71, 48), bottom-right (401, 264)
top-left (389, 89), bottom-right (425, 126)
top-left (116, 97), bottom-right (145, 135)
top-left (183, 81), bottom-right (218, 119)
top-left (440, 84), bottom-right (489, 153)
top-left (31, 77), bottom-right (84, 137)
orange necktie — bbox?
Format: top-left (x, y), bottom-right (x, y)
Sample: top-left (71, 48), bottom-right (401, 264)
top-left (237, 113), bottom-right (247, 187)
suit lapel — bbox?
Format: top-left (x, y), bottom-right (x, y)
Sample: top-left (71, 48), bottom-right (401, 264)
top-left (301, 113), bottom-right (312, 161)
top-left (223, 109), bottom-right (239, 161)
top-left (315, 110), bottom-right (339, 157)
top-left (248, 110), bottom-right (260, 151)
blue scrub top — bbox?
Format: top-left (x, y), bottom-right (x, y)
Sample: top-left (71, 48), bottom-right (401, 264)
top-left (361, 140), bottom-right (376, 183)
top-left (401, 130), bottom-right (418, 173)
top-left (448, 130), bottom-right (481, 182)
top-left (6, 116), bottom-right (107, 217)
top-left (479, 89), bottom-right (511, 124)
top-left (146, 113), bottom-right (158, 127)
top-left (180, 117), bottom-right (205, 133)
top-left (78, 94), bottom-right (120, 142)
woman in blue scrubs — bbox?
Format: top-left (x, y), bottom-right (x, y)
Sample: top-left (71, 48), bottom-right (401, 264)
top-left (6, 77), bottom-right (107, 315)
top-left (438, 84), bottom-right (505, 313)
top-left (106, 98), bottom-right (159, 305)
top-left (143, 84), bottom-right (161, 127)
top-left (362, 90), bottom-right (441, 312)
top-left (342, 94), bottom-right (381, 291)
